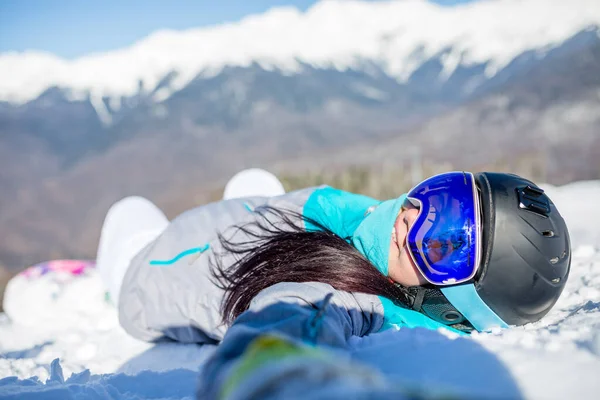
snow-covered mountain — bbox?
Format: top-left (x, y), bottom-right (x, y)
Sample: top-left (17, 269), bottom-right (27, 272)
top-left (1, 0), bottom-right (599, 120)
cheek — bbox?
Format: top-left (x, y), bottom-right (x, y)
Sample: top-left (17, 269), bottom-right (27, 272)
top-left (388, 247), bottom-right (427, 287)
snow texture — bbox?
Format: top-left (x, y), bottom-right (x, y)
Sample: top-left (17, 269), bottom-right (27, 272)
top-left (1, 180), bottom-right (600, 399)
top-left (0, 0), bottom-right (599, 108)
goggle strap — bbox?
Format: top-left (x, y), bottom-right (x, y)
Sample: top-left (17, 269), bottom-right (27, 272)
top-left (440, 284), bottom-right (509, 331)
top-left (410, 287), bottom-right (426, 311)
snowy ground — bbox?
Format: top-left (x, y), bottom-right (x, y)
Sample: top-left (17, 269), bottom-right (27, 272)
top-left (1, 181), bottom-right (599, 399)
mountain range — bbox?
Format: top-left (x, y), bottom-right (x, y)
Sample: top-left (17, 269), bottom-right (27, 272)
top-left (0, 0), bottom-right (599, 270)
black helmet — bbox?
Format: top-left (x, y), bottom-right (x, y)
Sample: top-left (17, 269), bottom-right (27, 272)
top-left (409, 172), bottom-right (571, 332)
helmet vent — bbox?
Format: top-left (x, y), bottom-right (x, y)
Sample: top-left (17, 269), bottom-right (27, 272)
top-left (542, 230), bottom-right (555, 237)
top-left (552, 277), bottom-right (561, 283)
top-left (517, 185), bottom-right (551, 216)
top-left (550, 257), bottom-right (559, 264)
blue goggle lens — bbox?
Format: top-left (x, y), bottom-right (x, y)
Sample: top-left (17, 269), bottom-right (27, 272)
top-left (406, 172), bottom-right (481, 285)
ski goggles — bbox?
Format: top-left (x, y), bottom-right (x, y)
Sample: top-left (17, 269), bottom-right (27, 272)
top-left (405, 172), bottom-right (482, 285)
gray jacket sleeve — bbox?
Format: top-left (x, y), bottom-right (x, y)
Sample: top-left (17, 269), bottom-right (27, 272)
top-left (198, 281), bottom-right (386, 398)
top-left (117, 188), bottom-right (317, 343)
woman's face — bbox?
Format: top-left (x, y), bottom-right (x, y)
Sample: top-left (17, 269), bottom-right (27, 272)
top-left (388, 201), bottom-right (428, 287)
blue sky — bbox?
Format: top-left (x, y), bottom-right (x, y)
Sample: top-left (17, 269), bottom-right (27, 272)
top-left (0, 0), bottom-right (478, 58)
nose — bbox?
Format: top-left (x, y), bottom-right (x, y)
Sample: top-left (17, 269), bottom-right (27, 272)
top-left (404, 207), bottom-right (419, 228)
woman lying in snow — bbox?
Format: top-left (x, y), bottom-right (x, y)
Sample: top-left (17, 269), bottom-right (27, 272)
top-left (96, 171), bottom-right (571, 346)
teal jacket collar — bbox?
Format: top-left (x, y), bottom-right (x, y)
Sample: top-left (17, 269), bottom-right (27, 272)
top-left (351, 194), bottom-right (406, 276)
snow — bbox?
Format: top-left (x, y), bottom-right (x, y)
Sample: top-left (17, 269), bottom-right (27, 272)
top-left (1, 180), bottom-right (600, 399)
top-left (0, 270), bottom-right (216, 398)
top-left (0, 0), bottom-right (599, 109)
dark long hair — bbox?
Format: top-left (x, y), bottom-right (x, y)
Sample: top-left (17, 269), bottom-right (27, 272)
top-left (211, 206), bottom-right (412, 324)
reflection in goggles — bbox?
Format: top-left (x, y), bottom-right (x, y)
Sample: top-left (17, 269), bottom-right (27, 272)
top-left (423, 232), bottom-right (467, 264)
